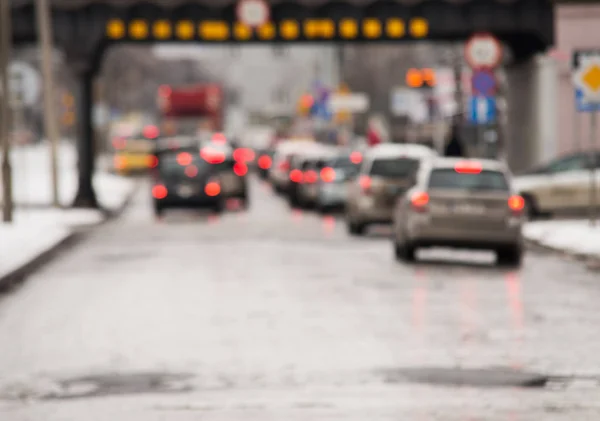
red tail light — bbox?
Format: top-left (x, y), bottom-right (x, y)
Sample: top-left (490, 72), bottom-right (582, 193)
top-left (359, 175), bottom-right (372, 194)
top-left (233, 148), bottom-right (255, 162)
top-left (148, 155), bottom-right (159, 168)
top-left (350, 151), bottom-right (362, 164)
top-left (278, 160), bottom-right (290, 171)
top-left (233, 162), bottom-right (248, 176)
top-left (508, 195), bottom-right (525, 213)
top-left (258, 155), bottom-right (272, 169)
top-left (454, 161), bottom-right (482, 174)
top-left (152, 184), bottom-right (168, 199)
top-left (177, 152), bottom-right (193, 166)
top-left (410, 192), bottom-right (429, 212)
top-left (201, 147), bottom-right (226, 164)
top-left (304, 170), bottom-right (318, 184)
top-left (320, 167), bottom-right (336, 182)
top-left (205, 181), bottom-right (221, 196)
top-left (289, 169), bottom-right (303, 183)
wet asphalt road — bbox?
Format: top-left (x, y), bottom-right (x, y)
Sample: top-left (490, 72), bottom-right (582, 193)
top-left (1, 176), bottom-right (600, 420)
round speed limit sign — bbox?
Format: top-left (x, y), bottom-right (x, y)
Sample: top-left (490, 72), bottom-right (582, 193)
top-left (464, 33), bottom-right (503, 69)
top-left (236, 0), bottom-right (269, 28)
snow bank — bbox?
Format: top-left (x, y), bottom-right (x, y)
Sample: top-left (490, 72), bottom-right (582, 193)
top-left (523, 220), bottom-right (600, 257)
top-left (0, 141), bottom-right (136, 209)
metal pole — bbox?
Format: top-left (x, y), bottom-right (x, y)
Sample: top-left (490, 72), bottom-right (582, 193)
top-left (36, 0), bottom-right (61, 207)
top-left (0, 0), bottom-right (13, 222)
top-left (574, 99), bottom-right (580, 150)
top-left (589, 111), bottom-right (597, 227)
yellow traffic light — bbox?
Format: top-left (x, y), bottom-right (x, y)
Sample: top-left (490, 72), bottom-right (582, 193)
top-left (176, 20), bottom-right (195, 40)
top-left (106, 19), bottom-right (125, 39)
top-left (362, 19), bottom-right (381, 39)
top-left (258, 22), bottom-right (275, 40)
top-left (234, 23), bottom-right (252, 40)
top-left (410, 18), bottom-right (428, 38)
top-left (386, 19), bottom-right (405, 38)
top-left (339, 19), bottom-right (358, 39)
top-left (129, 19), bottom-right (148, 39)
top-left (280, 20), bottom-right (299, 40)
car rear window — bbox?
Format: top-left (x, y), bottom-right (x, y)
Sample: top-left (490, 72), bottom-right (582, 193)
top-left (428, 169), bottom-right (509, 191)
top-left (369, 158), bottom-right (419, 178)
top-left (159, 154), bottom-right (211, 177)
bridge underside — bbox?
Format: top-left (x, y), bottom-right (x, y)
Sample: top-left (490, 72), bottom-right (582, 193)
top-left (9, 0), bottom-right (554, 208)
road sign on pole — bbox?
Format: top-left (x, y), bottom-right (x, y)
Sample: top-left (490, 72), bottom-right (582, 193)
top-left (327, 93), bottom-right (369, 113)
top-left (470, 69), bottom-right (497, 96)
top-left (468, 96), bottom-right (496, 124)
top-left (572, 49), bottom-right (600, 226)
top-left (236, 0), bottom-right (269, 28)
top-left (464, 33), bottom-right (503, 70)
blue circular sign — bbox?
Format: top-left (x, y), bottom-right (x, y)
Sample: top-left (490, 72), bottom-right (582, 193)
top-left (471, 70), bottom-right (497, 96)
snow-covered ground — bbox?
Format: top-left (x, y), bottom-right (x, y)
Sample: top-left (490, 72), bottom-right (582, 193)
top-left (0, 141), bottom-right (137, 280)
top-left (524, 219), bottom-right (600, 258)
top-left (0, 140), bottom-right (133, 209)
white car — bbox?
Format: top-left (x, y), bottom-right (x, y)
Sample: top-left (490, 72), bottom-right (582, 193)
top-left (512, 150), bottom-right (600, 218)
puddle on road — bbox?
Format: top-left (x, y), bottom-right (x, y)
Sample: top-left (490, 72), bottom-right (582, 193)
top-left (0, 372), bottom-right (194, 401)
top-left (382, 367), bottom-right (551, 388)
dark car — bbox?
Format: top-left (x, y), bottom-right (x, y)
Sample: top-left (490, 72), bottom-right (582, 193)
top-left (151, 149), bottom-right (226, 217)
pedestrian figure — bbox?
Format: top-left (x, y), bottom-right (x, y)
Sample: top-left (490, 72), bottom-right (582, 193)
top-left (444, 124), bottom-right (464, 157)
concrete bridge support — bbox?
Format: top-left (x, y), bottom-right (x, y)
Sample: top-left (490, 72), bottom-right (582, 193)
top-left (504, 54), bottom-right (558, 173)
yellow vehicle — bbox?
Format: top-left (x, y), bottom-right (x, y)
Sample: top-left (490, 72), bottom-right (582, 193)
top-left (112, 126), bottom-right (159, 175)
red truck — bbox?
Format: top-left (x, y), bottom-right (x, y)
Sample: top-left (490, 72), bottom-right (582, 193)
top-left (157, 83), bottom-right (224, 137)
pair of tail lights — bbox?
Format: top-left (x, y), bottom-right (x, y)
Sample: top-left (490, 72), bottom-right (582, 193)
top-left (151, 180), bottom-right (221, 199)
top-left (407, 191), bottom-right (526, 214)
top-left (289, 167), bottom-right (338, 184)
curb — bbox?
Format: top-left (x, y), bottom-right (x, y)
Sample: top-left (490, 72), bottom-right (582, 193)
top-left (0, 182), bottom-right (138, 294)
top-left (525, 237), bottom-right (600, 271)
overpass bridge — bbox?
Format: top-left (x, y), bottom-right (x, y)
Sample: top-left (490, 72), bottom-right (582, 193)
top-left (9, 0), bottom-right (554, 208)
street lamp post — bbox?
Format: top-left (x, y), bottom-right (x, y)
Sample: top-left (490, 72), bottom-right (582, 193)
top-left (36, 0), bottom-right (61, 207)
top-left (0, 0), bottom-right (13, 222)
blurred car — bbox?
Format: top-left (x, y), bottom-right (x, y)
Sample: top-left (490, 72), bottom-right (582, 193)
top-left (200, 142), bottom-right (250, 208)
top-left (112, 131), bottom-right (157, 175)
top-left (392, 158), bottom-right (525, 266)
top-left (151, 148), bottom-right (226, 217)
top-left (345, 144), bottom-right (437, 235)
top-left (314, 151), bottom-right (363, 212)
top-left (296, 148), bottom-right (338, 208)
top-left (512, 150), bottom-right (600, 218)
top-left (269, 139), bottom-right (317, 194)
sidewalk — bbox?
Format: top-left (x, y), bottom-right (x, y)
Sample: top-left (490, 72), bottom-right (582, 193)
top-left (0, 141), bottom-right (137, 286)
top-left (523, 219), bottom-right (600, 269)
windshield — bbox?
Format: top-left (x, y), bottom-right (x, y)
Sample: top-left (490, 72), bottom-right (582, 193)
top-left (369, 158), bottom-right (419, 178)
top-left (428, 169), bottom-right (510, 191)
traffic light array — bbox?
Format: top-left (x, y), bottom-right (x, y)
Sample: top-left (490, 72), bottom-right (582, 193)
top-left (405, 68), bottom-right (436, 88)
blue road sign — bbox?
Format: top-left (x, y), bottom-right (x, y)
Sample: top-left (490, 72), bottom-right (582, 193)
top-left (575, 88), bottom-right (600, 112)
top-left (471, 70), bottom-right (497, 96)
top-left (468, 96), bottom-right (496, 124)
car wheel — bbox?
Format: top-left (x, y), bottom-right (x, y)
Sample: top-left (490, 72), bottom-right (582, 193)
top-left (154, 206), bottom-right (164, 218)
top-left (239, 193), bottom-right (249, 209)
top-left (394, 240), bottom-right (416, 262)
top-left (347, 220), bottom-right (366, 236)
top-left (212, 198), bottom-right (226, 214)
top-left (497, 246), bottom-right (523, 268)
top-left (522, 194), bottom-right (540, 220)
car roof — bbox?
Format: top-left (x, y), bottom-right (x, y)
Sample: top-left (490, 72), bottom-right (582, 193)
top-left (428, 157), bottom-right (509, 172)
top-left (365, 143), bottom-right (437, 159)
